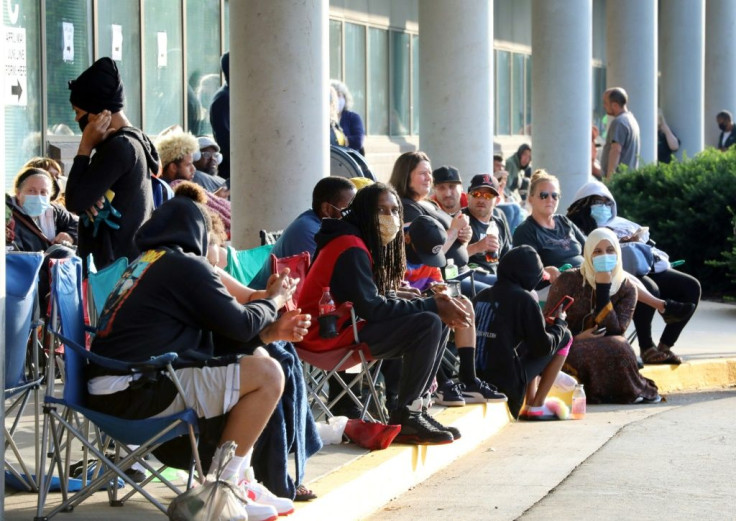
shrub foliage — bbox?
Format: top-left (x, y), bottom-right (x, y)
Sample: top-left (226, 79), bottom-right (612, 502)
top-left (608, 147), bottom-right (736, 297)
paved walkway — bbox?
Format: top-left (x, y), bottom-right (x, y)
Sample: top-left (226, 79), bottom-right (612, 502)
top-left (4, 301), bottom-right (736, 520)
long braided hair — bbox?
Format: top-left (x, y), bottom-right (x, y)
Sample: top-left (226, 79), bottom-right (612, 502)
top-left (344, 182), bottom-right (406, 295)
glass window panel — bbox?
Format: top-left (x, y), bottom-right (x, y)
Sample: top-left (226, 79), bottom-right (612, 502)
top-left (390, 31), bottom-right (410, 136)
top-left (495, 50), bottom-right (510, 136)
top-left (97, 0), bottom-right (141, 128)
top-left (526, 55), bottom-right (532, 129)
top-left (412, 35), bottom-right (419, 135)
top-left (344, 23), bottom-right (366, 124)
top-left (330, 20), bottom-right (342, 81)
top-left (224, 0), bottom-right (229, 53)
top-left (367, 28), bottom-right (388, 135)
top-left (143, 0), bottom-right (183, 134)
top-left (511, 53), bottom-right (524, 135)
top-left (4, 0), bottom-right (42, 189)
top-left (46, 0), bottom-right (92, 136)
top-left (593, 66), bottom-right (607, 132)
top-left (186, 0), bottom-right (221, 136)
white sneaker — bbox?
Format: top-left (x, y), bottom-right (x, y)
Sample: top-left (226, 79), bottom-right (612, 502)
top-left (243, 500), bottom-right (279, 521)
top-left (240, 467), bottom-right (295, 516)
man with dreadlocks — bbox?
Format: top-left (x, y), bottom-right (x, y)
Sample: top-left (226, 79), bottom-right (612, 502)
top-left (298, 183), bottom-right (472, 445)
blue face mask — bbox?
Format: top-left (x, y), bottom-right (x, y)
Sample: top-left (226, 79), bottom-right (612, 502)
top-left (22, 194), bottom-right (51, 217)
top-left (592, 253), bottom-right (618, 273)
top-left (590, 203), bottom-right (612, 226)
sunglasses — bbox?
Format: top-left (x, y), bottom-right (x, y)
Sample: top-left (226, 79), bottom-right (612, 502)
top-left (470, 191), bottom-right (495, 200)
top-left (538, 191), bottom-right (560, 201)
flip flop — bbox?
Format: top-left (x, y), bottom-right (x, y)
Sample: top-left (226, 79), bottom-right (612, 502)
top-left (641, 348), bottom-right (671, 365)
top-left (295, 484), bottom-right (317, 501)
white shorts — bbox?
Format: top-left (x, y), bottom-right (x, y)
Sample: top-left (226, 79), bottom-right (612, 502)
top-left (152, 363), bottom-right (241, 419)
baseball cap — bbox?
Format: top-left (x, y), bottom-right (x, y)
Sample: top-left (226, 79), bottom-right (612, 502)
top-left (468, 173), bottom-right (500, 196)
top-left (432, 166), bottom-right (462, 185)
top-left (405, 216), bottom-right (447, 268)
top-left (197, 136), bottom-right (221, 152)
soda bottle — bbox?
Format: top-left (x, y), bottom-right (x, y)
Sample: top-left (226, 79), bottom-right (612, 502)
top-left (572, 384), bottom-right (587, 420)
top-left (318, 287), bottom-right (336, 316)
top-left (485, 220), bottom-right (499, 263)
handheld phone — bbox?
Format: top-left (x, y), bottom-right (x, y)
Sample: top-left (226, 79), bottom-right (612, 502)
top-left (594, 326), bottom-right (607, 335)
top-left (545, 295), bottom-right (575, 324)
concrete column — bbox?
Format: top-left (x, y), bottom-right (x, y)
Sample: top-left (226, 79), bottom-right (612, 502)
top-left (606, 0), bottom-right (657, 164)
top-left (705, 0), bottom-right (736, 148)
top-left (660, 0), bottom-right (705, 159)
top-left (418, 0), bottom-right (493, 176)
top-left (531, 0), bottom-right (592, 209)
top-left (229, 0), bottom-right (328, 249)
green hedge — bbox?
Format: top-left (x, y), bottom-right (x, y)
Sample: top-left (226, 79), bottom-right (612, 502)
top-left (608, 147), bottom-right (736, 297)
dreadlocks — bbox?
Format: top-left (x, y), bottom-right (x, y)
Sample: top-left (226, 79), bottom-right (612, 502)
top-left (344, 182), bottom-right (406, 295)
top-left (566, 195), bottom-right (598, 235)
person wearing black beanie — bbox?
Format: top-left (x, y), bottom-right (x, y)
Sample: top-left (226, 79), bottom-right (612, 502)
top-left (66, 57), bottom-right (160, 272)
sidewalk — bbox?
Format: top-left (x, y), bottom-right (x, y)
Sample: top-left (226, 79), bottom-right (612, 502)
top-left (5, 301), bottom-right (736, 520)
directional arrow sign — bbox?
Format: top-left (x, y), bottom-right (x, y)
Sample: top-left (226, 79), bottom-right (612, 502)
top-left (4, 26), bottom-right (28, 106)
top-left (11, 79), bottom-right (22, 100)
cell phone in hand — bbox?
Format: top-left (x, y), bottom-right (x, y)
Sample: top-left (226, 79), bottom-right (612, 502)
top-left (545, 295), bottom-right (575, 324)
top-left (594, 326), bottom-right (607, 335)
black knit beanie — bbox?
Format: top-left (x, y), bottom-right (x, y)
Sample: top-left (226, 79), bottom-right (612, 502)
top-left (68, 57), bottom-right (125, 114)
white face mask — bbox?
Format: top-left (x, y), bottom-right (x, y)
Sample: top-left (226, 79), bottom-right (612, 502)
top-left (337, 96), bottom-right (346, 113)
top-left (378, 214), bottom-right (400, 246)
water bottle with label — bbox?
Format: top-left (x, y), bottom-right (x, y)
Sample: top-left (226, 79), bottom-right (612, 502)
top-left (572, 384), bottom-right (587, 420)
top-left (485, 220), bottom-right (499, 262)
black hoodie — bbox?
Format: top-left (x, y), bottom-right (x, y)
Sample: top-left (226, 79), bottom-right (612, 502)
top-left (90, 197), bottom-right (278, 369)
top-left (473, 245), bottom-right (571, 417)
top-left (66, 126), bottom-right (159, 271)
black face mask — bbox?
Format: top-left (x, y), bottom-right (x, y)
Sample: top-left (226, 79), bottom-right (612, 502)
top-left (718, 122), bottom-right (729, 132)
top-left (78, 113), bottom-right (90, 133)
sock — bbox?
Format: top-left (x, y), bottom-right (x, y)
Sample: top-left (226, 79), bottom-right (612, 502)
top-left (208, 444), bottom-right (245, 482)
top-left (236, 449), bottom-right (254, 482)
top-left (457, 347), bottom-right (477, 384)
top-left (408, 396), bottom-right (423, 412)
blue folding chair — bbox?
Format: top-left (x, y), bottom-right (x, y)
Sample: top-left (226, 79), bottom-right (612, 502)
top-left (4, 252), bottom-right (45, 492)
top-left (86, 256), bottom-right (128, 324)
top-left (35, 257), bottom-right (204, 519)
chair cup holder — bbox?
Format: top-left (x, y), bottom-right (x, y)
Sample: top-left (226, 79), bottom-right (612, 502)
top-left (318, 314), bottom-right (339, 338)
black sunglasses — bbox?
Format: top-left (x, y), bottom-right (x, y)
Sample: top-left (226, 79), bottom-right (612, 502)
top-left (539, 191), bottom-right (560, 201)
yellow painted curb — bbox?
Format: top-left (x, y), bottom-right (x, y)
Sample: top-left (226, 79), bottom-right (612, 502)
top-left (289, 402), bottom-right (511, 521)
top-left (641, 357), bottom-right (736, 393)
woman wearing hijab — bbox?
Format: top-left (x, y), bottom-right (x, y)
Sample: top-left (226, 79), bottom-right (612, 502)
top-left (566, 181), bottom-right (700, 365)
top-left (544, 228), bottom-right (661, 404)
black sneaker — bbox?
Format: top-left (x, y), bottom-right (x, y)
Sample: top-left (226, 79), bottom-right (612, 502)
top-left (661, 299), bottom-right (695, 324)
top-left (421, 408), bottom-right (461, 440)
top-left (390, 408), bottom-right (454, 445)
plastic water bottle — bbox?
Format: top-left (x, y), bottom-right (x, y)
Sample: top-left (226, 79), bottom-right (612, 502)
top-left (445, 258), bottom-right (458, 279)
top-left (318, 287), bottom-right (336, 316)
top-left (572, 384), bottom-right (587, 420)
top-left (485, 220), bottom-right (499, 262)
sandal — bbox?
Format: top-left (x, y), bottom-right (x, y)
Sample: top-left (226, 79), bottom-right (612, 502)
top-left (659, 349), bottom-right (682, 365)
top-left (295, 484), bottom-right (317, 502)
top-left (641, 348), bottom-right (671, 365)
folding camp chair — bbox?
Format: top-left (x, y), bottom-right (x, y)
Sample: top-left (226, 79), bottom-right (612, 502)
top-left (260, 228), bottom-right (284, 246)
top-left (86, 256), bottom-right (128, 325)
top-left (35, 257), bottom-right (204, 519)
top-left (277, 252), bottom-right (388, 424)
top-left (4, 252), bottom-right (45, 492)
top-left (224, 244), bottom-right (274, 286)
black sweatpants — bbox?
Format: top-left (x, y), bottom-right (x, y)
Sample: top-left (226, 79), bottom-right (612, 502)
top-left (359, 311), bottom-right (449, 408)
top-left (633, 268), bottom-right (701, 350)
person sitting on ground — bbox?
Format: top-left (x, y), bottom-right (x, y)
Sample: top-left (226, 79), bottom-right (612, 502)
top-left (389, 152), bottom-right (490, 298)
top-left (297, 182), bottom-right (472, 445)
top-left (404, 216), bottom-right (507, 406)
top-left (566, 180), bottom-right (700, 365)
top-left (331, 79), bottom-right (366, 155)
top-left (250, 176), bottom-right (357, 289)
top-left (463, 174), bottom-right (512, 282)
top-left (430, 165), bottom-right (468, 215)
top-left (513, 170), bottom-right (695, 327)
top-left (544, 228), bottom-right (661, 404)
top-left (87, 195), bottom-right (310, 519)
top-left (66, 57), bottom-right (159, 271)
top-left (192, 136), bottom-right (229, 197)
top-left (504, 143), bottom-right (532, 201)
top-left (473, 245), bottom-right (572, 419)
top-left (155, 128), bottom-right (232, 239)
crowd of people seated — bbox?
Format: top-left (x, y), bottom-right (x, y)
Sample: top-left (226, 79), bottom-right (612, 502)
top-left (5, 56), bottom-right (703, 515)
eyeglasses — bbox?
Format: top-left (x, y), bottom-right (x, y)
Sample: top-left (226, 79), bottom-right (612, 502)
top-left (538, 191), bottom-right (560, 201)
top-left (470, 191), bottom-right (495, 200)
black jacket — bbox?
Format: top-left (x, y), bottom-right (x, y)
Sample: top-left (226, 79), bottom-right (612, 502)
top-left (6, 194), bottom-right (78, 252)
top-left (91, 197), bottom-right (278, 368)
top-left (66, 126), bottom-right (158, 270)
top-left (473, 245), bottom-right (571, 417)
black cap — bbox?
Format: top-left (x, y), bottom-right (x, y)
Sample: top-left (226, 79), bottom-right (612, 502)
top-left (68, 57), bottom-right (125, 114)
top-left (468, 173), bottom-right (500, 195)
top-left (432, 166), bottom-right (462, 185)
top-left (405, 216), bottom-right (447, 268)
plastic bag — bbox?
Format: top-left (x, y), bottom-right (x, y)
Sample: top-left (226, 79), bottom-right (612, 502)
top-left (315, 416), bottom-right (348, 445)
top-left (167, 441), bottom-right (248, 521)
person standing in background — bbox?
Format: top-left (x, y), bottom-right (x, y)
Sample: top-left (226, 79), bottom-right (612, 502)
top-left (601, 87), bottom-right (640, 179)
top-left (331, 80), bottom-right (366, 156)
top-left (657, 110), bottom-right (679, 163)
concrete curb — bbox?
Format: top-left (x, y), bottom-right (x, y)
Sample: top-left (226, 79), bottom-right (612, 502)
top-left (291, 358), bottom-right (736, 520)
